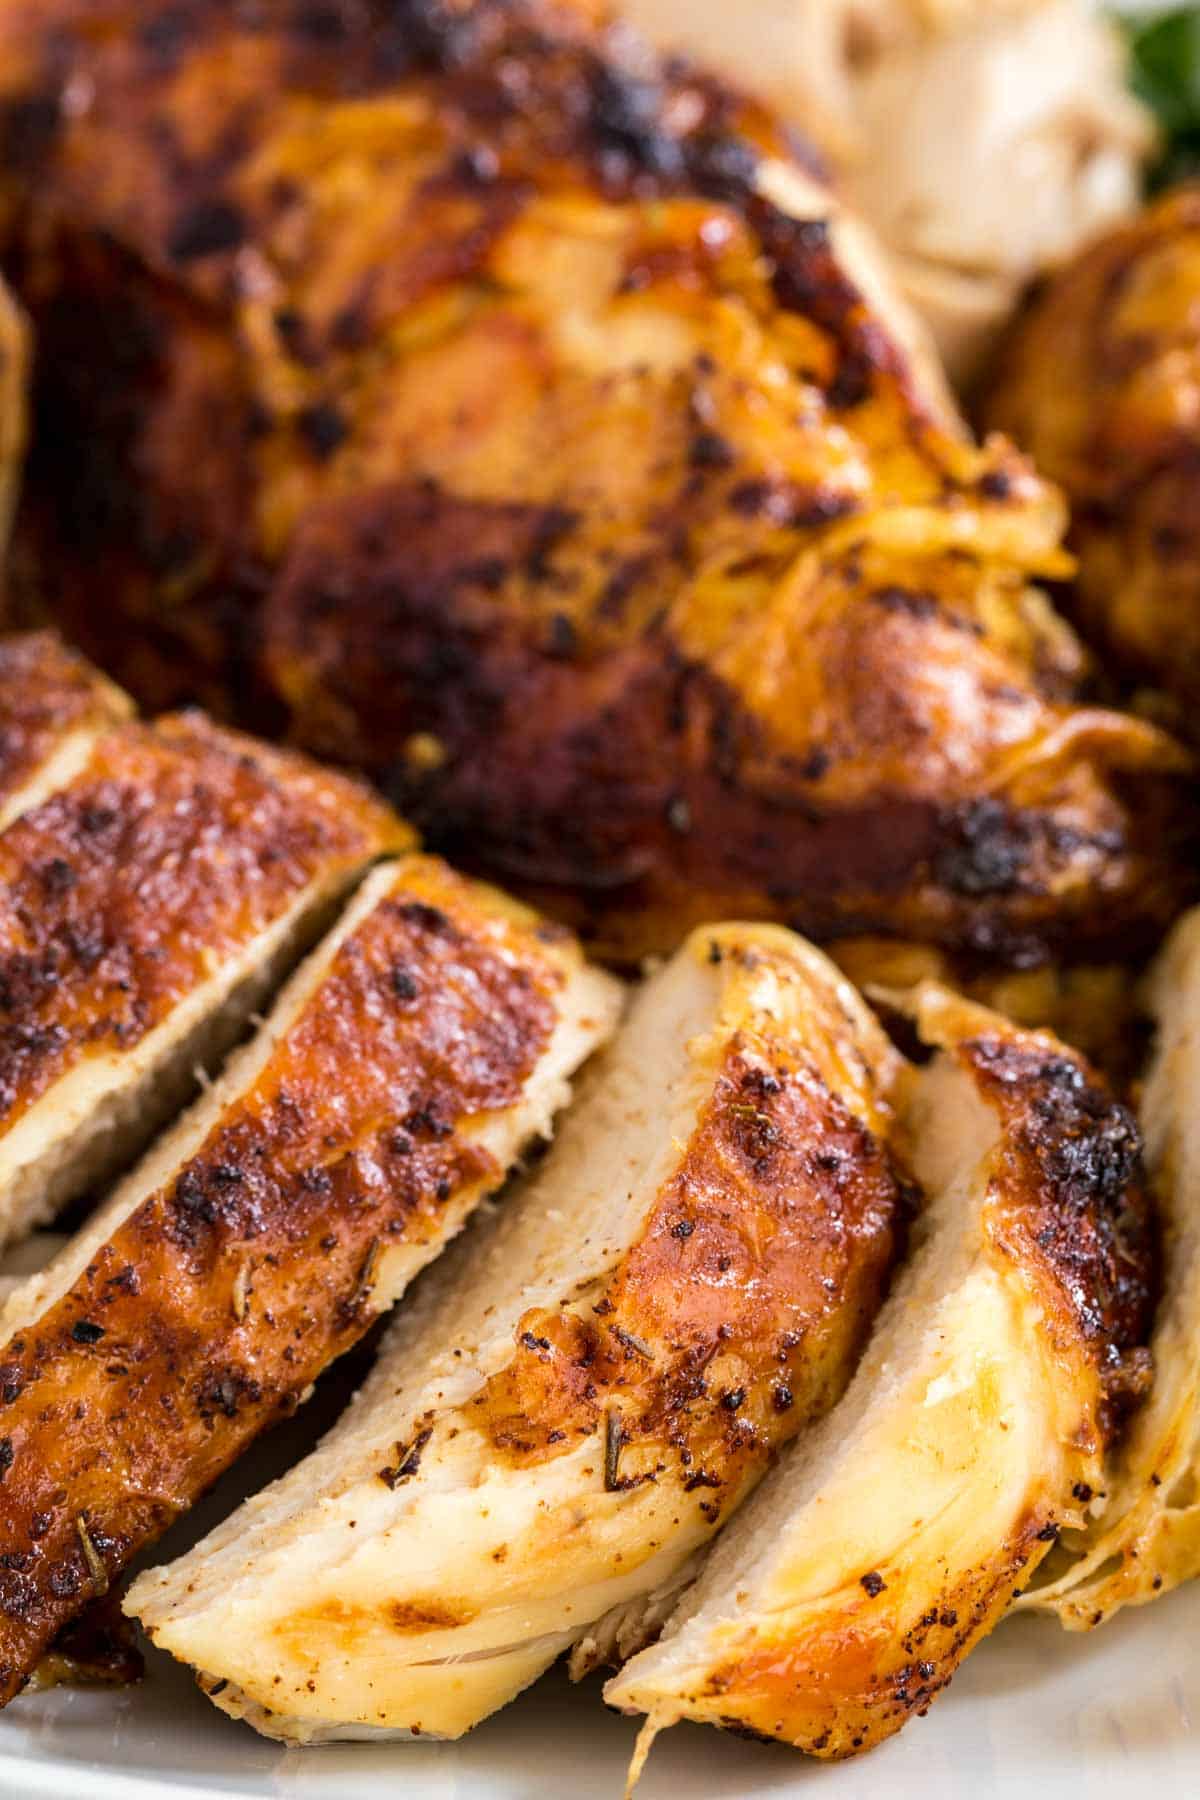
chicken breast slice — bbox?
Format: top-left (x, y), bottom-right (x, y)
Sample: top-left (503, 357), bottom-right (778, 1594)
top-left (0, 853), bottom-right (617, 1700)
top-left (0, 708), bottom-right (408, 1253)
top-left (1018, 906), bottom-right (1200, 1625)
top-left (605, 985), bottom-right (1155, 1769)
top-left (0, 633), bottom-right (131, 832)
top-left (130, 922), bottom-right (908, 1743)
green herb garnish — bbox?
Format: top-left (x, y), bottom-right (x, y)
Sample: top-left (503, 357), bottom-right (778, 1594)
top-left (1126, 7), bottom-right (1200, 189)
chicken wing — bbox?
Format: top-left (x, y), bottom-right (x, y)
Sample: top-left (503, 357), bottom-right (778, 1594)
top-left (605, 986), bottom-right (1155, 1767)
top-left (0, 853), bottom-right (617, 1701)
top-left (986, 186), bottom-right (1200, 727)
top-left (0, 696), bottom-right (407, 1251)
top-left (128, 921), bottom-right (905, 1742)
top-left (0, 0), bottom-right (1188, 963)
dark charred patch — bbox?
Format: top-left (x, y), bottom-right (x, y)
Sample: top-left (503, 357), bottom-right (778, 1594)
top-left (166, 199), bottom-right (246, 262)
top-left (963, 1032), bottom-right (1156, 1438)
top-left (296, 402), bottom-right (349, 460)
top-left (935, 799), bottom-right (1033, 898)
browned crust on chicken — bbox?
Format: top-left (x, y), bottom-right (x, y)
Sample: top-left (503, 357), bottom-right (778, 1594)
top-left (605, 994), bottom-right (1155, 1761)
top-left (0, 854), bottom-right (587, 1700)
top-left (959, 1030), bottom-right (1155, 1439)
top-left (0, 710), bottom-right (404, 1137)
top-left (0, 0), bottom-right (1189, 963)
top-left (686, 1508), bottom-right (1054, 1756)
top-left (0, 631), bottom-right (130, 827)
top-left (476, 1019), bottom-right (905, 1514)
top-left (985, 185), bottom-right (1200, 724)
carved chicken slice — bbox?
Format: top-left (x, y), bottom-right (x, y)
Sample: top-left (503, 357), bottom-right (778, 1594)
top-left (0, 633), bottom-right (131, 831)
top-left (0, 706), bottom-right (407, 1252)
top-left (605, 986), bottom-right (1155, 1768)
top-left (0, 853), bottom-right (617, 1701)
top-left (1019, 906), bottom-right (1200, 1626)
top-left (129, 922), bottom-right (907, 1743)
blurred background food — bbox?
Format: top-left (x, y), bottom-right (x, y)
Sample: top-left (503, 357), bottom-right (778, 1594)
top-left (0, 0), bottom-right (1190, 974)
top-left (986, 184), bottom-right (1200, 735)
top-left (617, 0), bottom-right (1155, 381)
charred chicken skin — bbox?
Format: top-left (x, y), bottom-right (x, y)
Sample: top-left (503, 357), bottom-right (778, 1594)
top-left (0, 0), bottom-right (1189, 964)
top-left (986, 186), bottom-right (1200, 726)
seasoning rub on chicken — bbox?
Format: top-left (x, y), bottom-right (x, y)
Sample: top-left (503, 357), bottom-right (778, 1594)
top-left (0, 687), bottom-right (408, 1253)
top-left (0, 632), bottom-right (130, 832)
top-left (1020, 905), bottom-right (1200, 1626)
top-left (606, 987), bottom-right (1155, 1771)
top-left (129, 922), bottom-right (907, 1743)
top-left (0, 854), bottom-right (618, 1701)
top-left (0, 0), bottom-right (1190, 964)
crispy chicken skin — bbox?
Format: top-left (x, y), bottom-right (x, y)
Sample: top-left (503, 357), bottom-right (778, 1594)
top-left (0, 700), bottom-right (408, 1250)
top-left (0, 854), bottom-right (618, 1703)
top-left (0, 0), bottom-right (1189, 963)
top-left (986, 187), bottom-right (1200, 723)
top-left (1021, 906), bottom-right (1200, 1626)
top-left (0, 631), bottom-right (131, 831)
top-left (606, 987), bottom-right (1155, 1768)
top-left (128, 923), bottom-right (905, 1743)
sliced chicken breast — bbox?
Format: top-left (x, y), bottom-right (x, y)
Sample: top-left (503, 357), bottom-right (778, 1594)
top-left (0, 708), bottom-right (406, 1252)
top-left (130, 922), bottom-right (908, 1744)
top-left (0, 853), bottom-right (617, 1700)
top-left (1020, 907), bottom-right (1200, 1626)
top-left (605, 986), bottom-right (1155, 1769)
top-left (0, 633), bottom-right (131, 831)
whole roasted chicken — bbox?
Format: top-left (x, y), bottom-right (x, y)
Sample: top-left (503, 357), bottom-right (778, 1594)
top-left (0, 0), bottom-right (1189, 962)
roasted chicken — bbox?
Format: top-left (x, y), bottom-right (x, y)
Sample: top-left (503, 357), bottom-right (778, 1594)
top-left (616, 0), bottom-right (1152, 383)
top-left (986, 186), bottom-right (1200, 726)
top-left (0, 850), bottom-right (617, 1700)
top-left (0, 630), bottom-right (130, 830)
top-left (0, 686), bottom-right (407, 1251)
top-left (128, 922), bottom-right (906, 1742)
top-left (0, 0), bottom-right (1189, 964)
top-left (605, 986), bottom-right (1155, 1767)
top-left (1021, 905), bottom-right (1200, 1627)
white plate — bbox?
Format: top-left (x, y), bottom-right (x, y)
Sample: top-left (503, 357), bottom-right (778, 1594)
top-left (2, 1354), bottom-right (1199, 1800)
top-left (0, 1357), bottom-right (1196, 1799)
top-left (0, 1577), bottom-right (1197, 1800)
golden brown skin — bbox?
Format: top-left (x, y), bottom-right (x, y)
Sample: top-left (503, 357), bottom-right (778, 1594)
top-left (986, 186), bottom-right (1200, 726)
top-left (476, 947), bottom-right (906, 1519)
top-left (0, 631), bottom-right (130, 828)
top-left (0, 0), bottom-right (1190, 963)
top-left (606, 995), bottom-right (1157, 1762)
top-left (0, 709), bottom-right (405, 1136)
top-left (0, 854), bottom-right (583, 1702)
top-left (126, 921), bottom-right (905, 1743)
